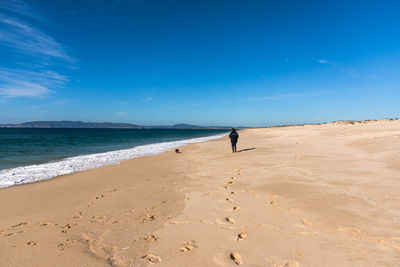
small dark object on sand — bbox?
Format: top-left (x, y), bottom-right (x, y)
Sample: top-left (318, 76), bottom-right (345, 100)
top-left (175, 148), bottom-right (181, 153)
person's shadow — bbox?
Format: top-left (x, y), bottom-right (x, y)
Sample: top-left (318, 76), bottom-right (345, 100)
top-left (237, 147), bottom-right (256, 153)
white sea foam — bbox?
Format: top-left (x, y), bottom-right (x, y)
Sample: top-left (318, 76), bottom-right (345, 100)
top-left (0, 133), bottom-right (227, 188)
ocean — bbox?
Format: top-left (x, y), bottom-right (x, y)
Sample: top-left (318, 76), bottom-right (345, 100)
top-left (0, 128), bottom-right (228, 188)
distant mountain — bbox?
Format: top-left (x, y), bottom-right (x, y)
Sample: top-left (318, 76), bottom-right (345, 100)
top-left (0, 121), bottom-right (141, 129)
top-left (0, 121), bottom-right (233, 129)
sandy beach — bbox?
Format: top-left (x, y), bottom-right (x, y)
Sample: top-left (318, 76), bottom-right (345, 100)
top-left (1, 119), bottom-right (400, 266)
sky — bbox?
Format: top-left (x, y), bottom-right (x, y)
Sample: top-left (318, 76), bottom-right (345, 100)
top-left (0, 0), bottom-right (399, 126)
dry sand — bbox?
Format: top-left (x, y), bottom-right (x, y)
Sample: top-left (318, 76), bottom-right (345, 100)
top-left (1, 119), bottom-right (400, 266)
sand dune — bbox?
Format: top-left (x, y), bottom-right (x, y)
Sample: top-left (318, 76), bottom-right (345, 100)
top-left (1, 119), bottom-right (400, 266)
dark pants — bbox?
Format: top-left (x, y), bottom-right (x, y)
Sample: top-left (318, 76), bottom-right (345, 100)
top-left (231, 142), bottom-right (237, 153)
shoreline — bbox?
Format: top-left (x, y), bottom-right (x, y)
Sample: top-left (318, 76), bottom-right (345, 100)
top-left (3, 117), bottom-right (399, 189)
top-left (0, 131), bottom-right (228, 189)
top-left (1, 120), bottom-right (400, 266)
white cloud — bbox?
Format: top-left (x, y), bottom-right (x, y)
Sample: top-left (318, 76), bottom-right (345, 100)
top-left (317, 59), bottom-right (338, 66)
top-left (0, 15), bottom-right (74, 62)
top-left (0, 68), bottom-right (67, 97)
top-left (0, 0), bottom-right (76, 98)
top-left (0, 0), bottom-right (43, 21)
top-left (117, 111), bottom-right (127, 115)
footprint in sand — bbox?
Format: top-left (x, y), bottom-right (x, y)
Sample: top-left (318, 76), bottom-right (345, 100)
top-left (58, 243), bottom-right (66, 250)
top-left (180, 240), bottom-right (198, 252)
top-left (58, 238), bottom-right (77, 251)
top-left (144, 235), bottom-right (158, 242)
top-left (60, 224), bottom-right (72, 233)
top-left (73, 211), bottom-right (85, 219)
top-left (226, 198), bottom-right (234, 202)
top-left (300, 218), bottom-right (312, 226)
top-left (231, 191), bottom-right (237, 195)
top-left (224, 185), bottom-right (231, 189)
top-left (95, 195), bottom-right (104, 200)
top-left (38, 222), bottom-right (52, 226)
top-left (143, 254), bottom-right (161, 263)
top-left (61, 224), bottom-right (72, 229)
top-left (26, 241), bottom-right (38, 246)
top-left (237, 232), bottom-right (247, 241)
top-left (233, 206), bottom-right (240, 211)
top-left (12, 222), bottom-right (28, 228)
top-left (142, 214), bottom-right (158, 222)
top-left (230, 252), bottom-right (243, 265)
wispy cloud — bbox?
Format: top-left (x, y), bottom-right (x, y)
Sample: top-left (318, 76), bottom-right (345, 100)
top-left (0, 0), bottom-right (43, 21)
top-left (0, 68), bottom-right (67, 97)
top-left (0, 1), bottom-right (76, 98)
top-left (0, 15), bottom-right (74, 62)
top-left (117, 111), bottom-right (127, 115)
top-left (317, 59), bottom-right (338, 66)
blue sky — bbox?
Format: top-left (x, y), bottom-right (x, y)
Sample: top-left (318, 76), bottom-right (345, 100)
top-left (0, 0), bottom-right (399, 126)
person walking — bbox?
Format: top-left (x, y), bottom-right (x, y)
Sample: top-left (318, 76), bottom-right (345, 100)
top-left (229, 128), bottom-right (239, 153)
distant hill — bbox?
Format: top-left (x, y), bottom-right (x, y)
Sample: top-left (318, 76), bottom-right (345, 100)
top-left (0, 121), bottom-right (233, 129)
top-left (0, 121), bottom-right (141, 129)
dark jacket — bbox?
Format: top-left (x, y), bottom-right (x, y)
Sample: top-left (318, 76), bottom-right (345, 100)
top-left (229, 132), bottom-right (239, 143)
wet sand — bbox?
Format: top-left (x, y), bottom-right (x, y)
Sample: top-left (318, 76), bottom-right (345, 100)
top-left (1, 119), bottom-right (400, 266)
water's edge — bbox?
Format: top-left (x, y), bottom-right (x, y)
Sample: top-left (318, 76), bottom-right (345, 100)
top-left (0, 133), bottom-right (227, 189)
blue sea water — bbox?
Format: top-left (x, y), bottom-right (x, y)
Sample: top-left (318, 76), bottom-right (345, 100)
top-left (0, 128), bottom-right (228, 188)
